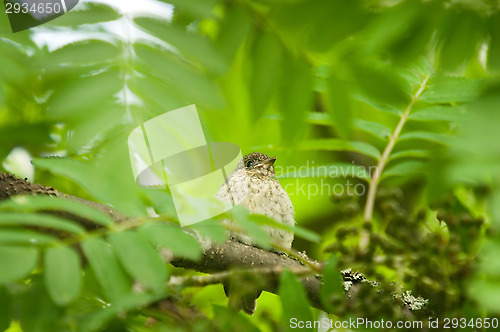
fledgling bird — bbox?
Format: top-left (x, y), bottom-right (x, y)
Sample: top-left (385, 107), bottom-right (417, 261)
top-left (215, 152), bottom-right (295, 314)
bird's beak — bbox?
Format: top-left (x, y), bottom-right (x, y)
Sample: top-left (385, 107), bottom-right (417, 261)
top-left (262, 156), bottom-right (277, 166)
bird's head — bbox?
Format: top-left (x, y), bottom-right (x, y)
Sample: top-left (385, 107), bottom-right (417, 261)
top-left (239, 152), bottom-right (277, 177)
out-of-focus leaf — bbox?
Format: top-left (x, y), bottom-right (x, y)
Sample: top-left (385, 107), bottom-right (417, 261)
top-left (44, 246), bottom-right (81, 305)
top-left (279, 270), bottom-right (313, 332)
top-left (134, 43), bottom-right (224, 109)
top-left (143, 189), bottom-right (177, 217)
top-left (352, 62), bottom-right (411, 110)
top-left (266, 112), bottom-right (330, 126)
top-left (0, 246), bottom-right (38, 284)
top-left (365, 0), bottom-right (421, 56)
top-left (0, 195), bottom-right (114, 227)
top-left (0, 287), bottom-right (10, 331)
top-left (438, 10), bottom-right (485, 72)
top-left (108, 231), bottom-right (167, 291)
top-left (49, 2), bottom-right (120, 26)
top-left (139, 223), bottom-right (201, 261)
top-left (410, 105), bottom-right (465, 122)
top-left (47, 69), bottom-right (122, 119)
top-left (43, 40), bottom-right (120, 69)
top-left (70, 103), bottom-right (125, 148)
top-left (81, 237), bottom-right (132, 301)
top-left (0, 124), bottom-right (52, 148)
top-left (320, 256), bottom-right (344, 311)
top-left (215, 6), bottom-right (251, 65)
top-left (32, 157), bottom-right (145, 216)
top-left (398, 131), bottom-right (456, 145)
top-left (382, 161), bottom-right (425, 180)
top-left (488, 13), bottom-right (500, 73)
top-left (250, 32), bottom-right (282, 121)
top-left (160, 0), bottom-right (218, 19)
top-left (469, 240), bottom-right (500, 312)
top-left (353, 91), bottom-right (402, 115)
top-left (0, 212), bottom-right (85, 234)
top-left (420, 76), bottom-right (484, 103)
top-left (389, 149), bottom-right (429, 161)
top-left (353, 119), bottom-right (391, 139)
top-left (277, 162), bottom-right (370, 182)
top-left (280, 56), bottom-right (313, 143)
top-left (189, 218), bottom-right (228, 243)
top-left (133, 16), bottom-right (226, 74)
top-left (0, 54), bottom-right (26, 83)
top-left (17, 278), bottom-right (61, 332)
top-left (327, 73), bottom-right (351, 139)
top-left (461, 84), bottom-right (500, 156)
top-left (270, 0), bottom-right (369, 52)
top-left (129, 76), bottom-right (187, 114)
top-left (81, 292), bottom-right (159, 332)
top-left (298, 139), bottom-right (381, 160)
top-left (249, 214), bottom-right (321, 243)
top-left (0, 230), bottom-right (56, 246)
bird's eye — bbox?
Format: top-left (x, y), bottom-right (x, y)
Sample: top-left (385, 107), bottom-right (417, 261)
top-left (246, 161), bottom-right (254, 168)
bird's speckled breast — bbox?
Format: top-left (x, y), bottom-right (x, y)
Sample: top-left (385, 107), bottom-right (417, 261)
top-left (215, 168), bottom-right (295, 249)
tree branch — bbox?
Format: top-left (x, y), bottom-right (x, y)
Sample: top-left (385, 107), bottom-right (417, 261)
top-left (0, 171), bottom-right (427, 314)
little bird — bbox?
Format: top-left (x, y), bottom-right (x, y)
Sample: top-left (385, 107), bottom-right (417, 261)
top-left (215, 152), bottom-right (295, 314)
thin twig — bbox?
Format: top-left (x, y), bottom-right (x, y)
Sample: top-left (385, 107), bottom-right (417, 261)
top-left (363, 75), bottom-right (430, 224)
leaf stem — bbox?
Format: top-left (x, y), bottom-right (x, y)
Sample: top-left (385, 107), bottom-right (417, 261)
top-left (363, 75), bottom-right (430, 223)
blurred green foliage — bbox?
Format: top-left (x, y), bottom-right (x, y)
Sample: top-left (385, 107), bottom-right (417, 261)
top-left (1, 0), bottom-right (500, 331)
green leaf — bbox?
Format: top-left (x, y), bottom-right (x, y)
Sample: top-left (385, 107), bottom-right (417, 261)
top-left (382, 161), bottom-right (425, 180)
top-left (279, 56), bottom-right (313, 143)
top-left (0, 195), bottom-right (114, 227)
top-left (298, 139), bottom-right (381, 160)
top-left (81, 292), bottom-right (159, 332)
top-left (134, 43), bottom-right (224, 109)
top-left (17, 278), bottom-right (61, 332)
top-left (0, 246), bottom-right (38, 284)
top-left (249, 214), bottom-right (321, 243)
top-left (108, 231), bottom-right (167, 291)
top-left (47, 69), bottom-right (122, 119)
top-left (236, 218), bottom-right (272, 250)
top-left (161, 0), bottom-right (219, 19)
top-left (44, 246), bottom-right (81, 305)
top-left (352, 91), bottom-right (402, 114)
top-left (420, 76), bottom-right (484, 103)
top-left (352, 62), bottom-right (411, 110)
top-left (266, 112), bottom-right (331, 126)
top-left (279, 270), bottom-right (314, 332)
top-left (49, 2), bottom-right (120, 26)
top-left (487, 13), bottom-right (500, 73)
top-left (32, 157), bottom-right (145, 216)
top-left (320, 256), bottom-right (344, 311)
top-left (44, 40), bottom-right (120, 69)
top-left (353, 119), bottom-right (391, 139)
top-left (0, 229), bottom-right (57, 246)
top-left (0, 287), bottom-right (11, 331)
top-left (214, 6), bottom-right (251, 65)
top-left (0, 212), bottom-right (85, 235)
top-left (249, 32), bottom-right (282, 121)
top-left (398, 131), bottom-right (456, 145)
top-left (133, 16), bottom-right (226, 74)
top-left (128, 76), bottom-right (186, 114)
top-left (139, 223), bottom-right (202, 261)
top-left (410, 105), bottom-right (465, 122)
top-left (277, 162), bottom-right (370, 182)
top-left (189, 218), bottom-right (228, 244)
top-left (327, 73), bottom-right (351, 139)
top-left (438, 10), bottom-right (483, 72)
top-left (389, 149), bottom-right (429, 161)
top-left (81, 237), bottom-right (132, 301)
